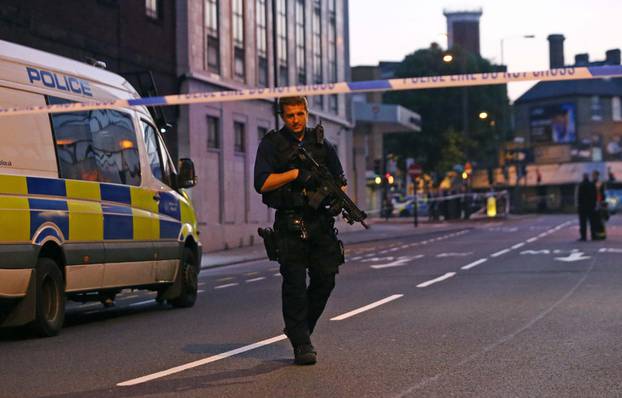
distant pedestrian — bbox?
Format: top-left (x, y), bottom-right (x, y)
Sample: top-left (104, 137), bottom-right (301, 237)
top-left (576, 173), bottom-right (595, 241)
top-left (592, 170), bottom-right (607, 240)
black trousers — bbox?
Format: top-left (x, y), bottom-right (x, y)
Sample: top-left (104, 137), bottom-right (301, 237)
top-left (274, 211), bottom-right (343, 347)
top-left (579, 210), bottom-right (605, 240)
top-left (578, 210), bottom-right (592, 240)
top-left (280, 262), bottom-right (335, 347)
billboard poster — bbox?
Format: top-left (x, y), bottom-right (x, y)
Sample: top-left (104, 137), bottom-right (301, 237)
top-left (529, 103), bottom-right (577, 143)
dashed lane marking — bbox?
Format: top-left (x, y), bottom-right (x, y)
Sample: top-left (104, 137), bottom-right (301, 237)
top-left (117, 334), bottom-right (288, 387)
top-left (461, 258), bottom-right (487, 270)
top-left (417, 272), bottom-right (456, 288)
top-left (246, 277), bottom-right (266, 283)
top-left (214, 283), bottom-right (239, 289)
top-left (330, 294), bottom-right (404, 321)
top-left (491, 248), bottom-right (511, 258)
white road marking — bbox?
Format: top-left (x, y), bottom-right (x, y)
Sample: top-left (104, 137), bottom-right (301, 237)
top-left (197, 290), bottom-right (206, 294)
top-left (461, 258), bottom-right (487, 270)
top-left (491, 248), bottom-right (511, 257)
top-left (526, 237), bottom-right (538, 243)
top-left (521, 250), bottom-right (550, 255)
top-left (273, 273), bottom-right (281, 277)
top-left (371, 255), bottom-right (423, 269)
top-left (599, 248), bottom-right (622, 253)
top-left (362, 256), bottom-right (394, 263)
top-left (417, 272), bottom-right (456, 288)
top-left (246, 277), bottom-right (266, 283)
top-left (555, 252), bottom-right (590, 262)
top-left (351, 256), bottom-right (363, 261)
top-left (330, 294), bottom-right (404, 321)
top-left (511, 242), bottom-right (525, 250)
top-left (214, 283), bottom-right (239, 289)
top-left (117, 334), bottom-right (288, 386)
top-left (436, 252), bottom-right (473, 258)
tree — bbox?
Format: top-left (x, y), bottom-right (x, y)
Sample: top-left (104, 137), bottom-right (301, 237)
top-left (384, 43), bottom-right (509, 176)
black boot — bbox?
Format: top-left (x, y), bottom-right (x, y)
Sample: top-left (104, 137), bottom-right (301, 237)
top-left (294, 344), bottom-right (317, 365)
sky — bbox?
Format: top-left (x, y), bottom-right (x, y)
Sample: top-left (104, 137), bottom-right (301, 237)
top-left (349, 0), bottom-right (622, 102)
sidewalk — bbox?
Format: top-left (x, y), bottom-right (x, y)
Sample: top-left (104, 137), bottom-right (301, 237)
top-left (200, 217), bottom-right (473, 269)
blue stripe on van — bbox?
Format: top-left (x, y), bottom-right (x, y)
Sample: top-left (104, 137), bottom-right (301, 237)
top-left (103, 215), bottom-right (133, 240)
top-left (100, 184), bottom-right (131, 205)
top-left (158, 192), bottom-right (181, 221)
top-left (160, 219), bottom-right (181, 239)
top-left (102, 203), bottom-right (133, 239)
top-left (27, 177), bottom-right (66, 197)
top-left (28, 198), bottom-right (69, 241)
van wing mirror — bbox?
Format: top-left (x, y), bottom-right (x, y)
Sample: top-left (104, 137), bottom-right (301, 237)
top-left (176, 158), bottom-right (197, 189)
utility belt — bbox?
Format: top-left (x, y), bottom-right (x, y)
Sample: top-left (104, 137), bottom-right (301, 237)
top-left (257, 209), bottom-right (336, 262)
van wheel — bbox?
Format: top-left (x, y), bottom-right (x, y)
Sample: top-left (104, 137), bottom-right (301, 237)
top-left (169, 248), bottom-right (198, 308)
top-left (30, 258), bottom-right (65, 337)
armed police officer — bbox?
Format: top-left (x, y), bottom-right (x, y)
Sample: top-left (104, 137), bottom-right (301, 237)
top-left (254, 96), bottom-right (346, 366)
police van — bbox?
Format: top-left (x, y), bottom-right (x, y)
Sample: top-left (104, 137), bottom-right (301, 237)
top-left (0, 40), bottom-right (202, 336)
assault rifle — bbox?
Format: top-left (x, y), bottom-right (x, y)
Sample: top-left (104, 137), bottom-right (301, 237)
top-left (296, 145), bottom-right (369, 229)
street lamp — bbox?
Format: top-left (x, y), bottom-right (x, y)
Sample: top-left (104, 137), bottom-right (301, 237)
top-left (479, 111), bottom-right (488, 120)
top-left (500, 34), bottom-right (535, 65)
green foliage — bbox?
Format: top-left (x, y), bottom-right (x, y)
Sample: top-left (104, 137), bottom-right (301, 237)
top-left (384, 43), bottom-right (509, 175)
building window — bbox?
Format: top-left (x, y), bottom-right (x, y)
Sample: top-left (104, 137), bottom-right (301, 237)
top-left (234, 121), bottom-right (246, 153)
top-left (256, 0), bottom-right (268, 87)
top-left (145, 0), bottom-right (161, 19)
top-left (207, 116), bottom-right (220, 149)
top-left (591, 95), bottom-right (603, 121)
top-left (232, 0), bottom-right (245, 81)
top-left (312, 3), bottom-right (323, 107)
top-left (295, 0), bottom-right (306, 84)
top-left (258, 126), bottom-right (268, 142)
top-left (276, 0), bottom-right (288, 86)
top-left (205, 0), bottom-right (220, 74)
top-left (613, 97), bottom-right (622, 122)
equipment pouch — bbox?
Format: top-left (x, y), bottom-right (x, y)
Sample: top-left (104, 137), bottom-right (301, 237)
top-left (257, 228), bottom-right (279, 261)
top-left (283, 213), bottom-right (309, 240)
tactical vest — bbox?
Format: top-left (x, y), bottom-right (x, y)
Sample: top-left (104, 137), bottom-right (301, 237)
top-left (261, 126), bottom-right (329, 210)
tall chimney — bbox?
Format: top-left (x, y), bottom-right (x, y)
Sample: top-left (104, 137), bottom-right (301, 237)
top-left (606, 49), bottom-right (621, 65)
top-left (574, 53), bottom-right (589, 66)
top-left (547, 34), bottom-right (565, 69)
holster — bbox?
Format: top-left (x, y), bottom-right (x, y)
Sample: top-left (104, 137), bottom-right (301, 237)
top-left (257, 227), bottom-right (279, 261)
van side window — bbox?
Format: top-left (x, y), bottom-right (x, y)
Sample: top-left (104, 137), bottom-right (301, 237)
top-left (48, 97), bottom-right (141, 186)
top-left (141, 120), bottom-right (164, 182)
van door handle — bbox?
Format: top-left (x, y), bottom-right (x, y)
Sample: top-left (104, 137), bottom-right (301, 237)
top-left (153, 193), bottom-right (161, 202)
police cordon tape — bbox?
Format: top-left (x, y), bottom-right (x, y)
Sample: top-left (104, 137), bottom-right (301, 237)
top-left (2, 65), bottom-right (622, 117)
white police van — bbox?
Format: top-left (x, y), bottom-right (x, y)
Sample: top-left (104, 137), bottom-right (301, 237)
top-left (0, 40), bottom-right (202, 336)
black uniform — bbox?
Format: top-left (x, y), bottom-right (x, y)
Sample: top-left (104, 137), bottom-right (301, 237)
top-left (577, 177), bottom-right (606, 240)
top-left (254, 126), bottom-right (345, 348)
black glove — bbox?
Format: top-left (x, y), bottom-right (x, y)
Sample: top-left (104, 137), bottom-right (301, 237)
top-left (295, 168), bottom-right (315, 189)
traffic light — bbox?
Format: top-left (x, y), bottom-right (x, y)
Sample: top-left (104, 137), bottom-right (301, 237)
top-left (385, 173), bottom-right (394, 185)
